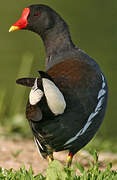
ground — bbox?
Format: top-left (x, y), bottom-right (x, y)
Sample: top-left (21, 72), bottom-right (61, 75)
top-left (0, 139), bottom-right (117, 175)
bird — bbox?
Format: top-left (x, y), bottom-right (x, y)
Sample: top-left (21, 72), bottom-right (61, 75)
top-left (9, 4), bottom-right (108, 166)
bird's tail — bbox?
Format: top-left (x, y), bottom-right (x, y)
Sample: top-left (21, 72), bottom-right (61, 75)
top-left (16, 70), bottom-right (53, 87)
top-left (16, 78), bottom-right (41, 87)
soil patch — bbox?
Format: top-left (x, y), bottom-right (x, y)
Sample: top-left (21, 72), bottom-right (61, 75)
top-left (0, 139), bottom-right (117, 174)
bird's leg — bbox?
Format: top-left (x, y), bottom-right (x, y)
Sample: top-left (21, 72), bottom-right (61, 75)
top-left (48, 153), bottom-right (54, 163)
top-left (66, 152), bottom-right (73, 167)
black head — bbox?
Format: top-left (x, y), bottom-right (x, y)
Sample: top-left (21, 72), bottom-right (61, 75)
top-left (27, 5), bottom-right (57, 35)
top-left (9, 4), bottom-right (68, 37)
top-left (9, 4), bottom-right (74, 60)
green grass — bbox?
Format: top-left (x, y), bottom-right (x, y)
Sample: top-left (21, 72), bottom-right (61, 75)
top-left (0, 152), bottom-right (117, 180)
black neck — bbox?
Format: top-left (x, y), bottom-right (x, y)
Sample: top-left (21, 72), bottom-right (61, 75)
top-left (40, 21), bottom-right (75, 58)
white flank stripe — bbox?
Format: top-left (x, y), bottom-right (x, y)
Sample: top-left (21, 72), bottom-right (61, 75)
top-left (102, 81), bottom-right (106, 89)
top-left (34, 137), bottom-right (43, 159)
top-left (95, 97), bottom-right (104, 112)
top-left (98, 89), bottom-right (106, 99)
top-left (34, 136), bottom-right (44, 150)
top-left (64, 74), bottom-right (106, 146)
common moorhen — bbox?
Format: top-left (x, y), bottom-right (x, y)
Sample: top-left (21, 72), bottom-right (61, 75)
top-left (9, 4), bottom-right (108, 166)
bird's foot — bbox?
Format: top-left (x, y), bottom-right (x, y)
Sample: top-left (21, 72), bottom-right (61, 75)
top-left (48, 154), bottom-right (54, 163)
top-left (66, 152), bottom-right (73, 167)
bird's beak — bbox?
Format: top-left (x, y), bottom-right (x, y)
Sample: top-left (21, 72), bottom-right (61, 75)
top-left (9, 26), bottom-right (20, 32)
top-left (9, 8), bottom-right (30, 32)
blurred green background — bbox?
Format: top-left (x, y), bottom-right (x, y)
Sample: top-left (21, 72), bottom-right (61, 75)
top-left (0, 0), bottom-right (116, 146)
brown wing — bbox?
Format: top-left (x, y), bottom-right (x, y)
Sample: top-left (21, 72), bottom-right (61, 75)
top-left (47, 59), bottom-right (102, 117)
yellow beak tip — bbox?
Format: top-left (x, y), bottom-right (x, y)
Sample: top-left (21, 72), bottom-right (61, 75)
top-left (9, 26), bottom-right (20, 32)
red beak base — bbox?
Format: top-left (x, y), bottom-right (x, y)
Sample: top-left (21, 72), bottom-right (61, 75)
top-left (9, 8), bottom-right (30, 32)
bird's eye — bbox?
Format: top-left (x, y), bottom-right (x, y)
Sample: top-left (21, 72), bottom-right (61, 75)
top-left (34, 13), bottom-right (40, 17)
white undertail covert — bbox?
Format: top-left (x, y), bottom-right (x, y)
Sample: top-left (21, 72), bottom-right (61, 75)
top-left (29, 78), bottom-right (43, 105)
top-left (42, 78), bottom-right (66, 115)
